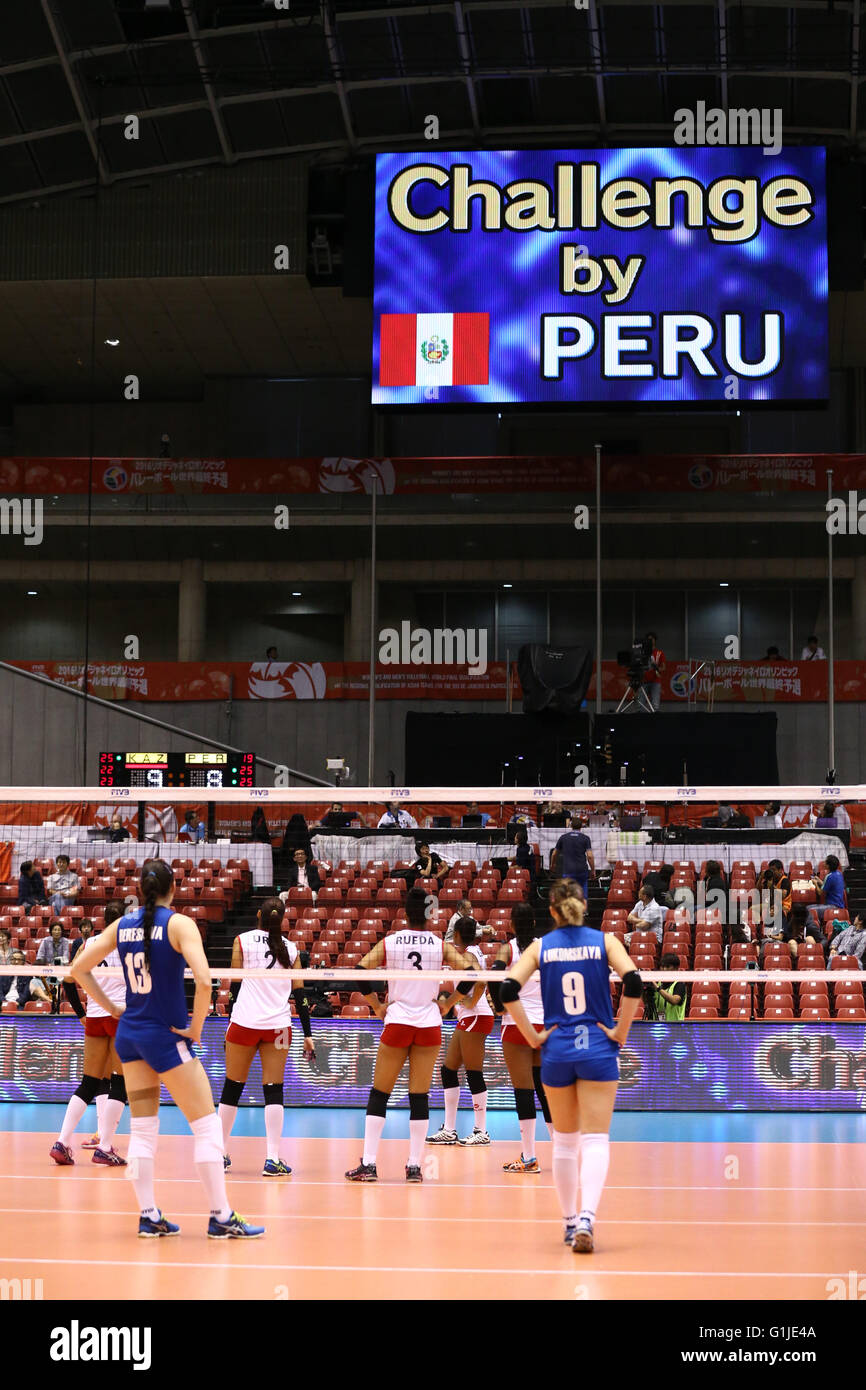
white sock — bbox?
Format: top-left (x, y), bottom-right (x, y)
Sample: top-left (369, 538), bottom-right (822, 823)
top-left (472, 1089), bottom-right (488, 1133)
top-left (191, 1113), bottom-right (232, 1223)
top-left (95, 1091), bottom-right (108, 1136)
top-left (264, 1105), bottom-right (283, 1162)
top-left (99, 1099), bottom-right (124, 1150)
top-left (408, 1120), bottom-right (427, 1166)
top-left (362, 1114), bottom-right (386, 1166)
top-left (578, 1133), bottom-right (610, 1221)
top-left (443, 1087), bottom-right (459, 1131)
top-left (218, 1102), bottom-right (237, 1149)
top-left (552, 1130), bottom-right (580, 1224)
top-left (59, 1095), bottom-right (87, 1146)
top-left (127, 1116), bottom-right (159, 1219)
top-left (519, 1117), bottom-right (536, 1160)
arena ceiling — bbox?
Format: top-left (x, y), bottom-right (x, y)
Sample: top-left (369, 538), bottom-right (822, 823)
top-left (2, 0), bottom-right (864, 206)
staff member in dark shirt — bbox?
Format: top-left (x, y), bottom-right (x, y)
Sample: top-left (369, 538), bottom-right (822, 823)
top-left (18, 860), bottom-right (47, 907)
top-left (411, 842), bottom-right (448, 886)
top-left (550, 817), bottom-right (595, 900)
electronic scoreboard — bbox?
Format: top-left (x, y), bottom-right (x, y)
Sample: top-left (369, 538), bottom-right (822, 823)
top-left (98, 751), bottom-right (255, 788)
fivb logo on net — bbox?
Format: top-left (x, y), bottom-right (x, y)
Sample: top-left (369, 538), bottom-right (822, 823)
top-left (0, 497), bottom-right (42, 545)
top-left (378, 621), bottom-right (488, 676)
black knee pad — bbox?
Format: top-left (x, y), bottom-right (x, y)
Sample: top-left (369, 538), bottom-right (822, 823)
top-left (408, 1092), bottom-right (429, 1121)
top-left (220, 1077), bottom-right (245, 1107)
top-left (533, 1067), bottom-right (552, 1123)
top-left (514, 1086), bottom-right (536, 1120)
top-left (440, 1065), bottom-right (459, 1090)
top-left (263, 1083), bottom-right (284, 1107)
top-left (74, 1073), bottom-right (102, 1105)
top-left (98, 1076), bottom-right (110, 1097)
top-left (108, 1072), bottom-right (127, 1103)
top-left (466, 1069), bottom-right (486, 1095)
top-left (366, 1087), bottom-right (389, 1118)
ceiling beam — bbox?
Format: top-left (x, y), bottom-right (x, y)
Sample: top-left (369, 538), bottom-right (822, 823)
top-left (454, 1), bottom-right (482, 138)
top-left (320, 0), bottom-right (357, 154)
top-left (39, 0), bottom-right (110, 185)
top-left (180, 0), bottom-right (235, 165)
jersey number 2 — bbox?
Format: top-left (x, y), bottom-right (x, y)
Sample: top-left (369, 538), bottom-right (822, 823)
top-left (124, 952), bottom-right (152, 994)
top-left (561, 971), bottom-right (586, 1016)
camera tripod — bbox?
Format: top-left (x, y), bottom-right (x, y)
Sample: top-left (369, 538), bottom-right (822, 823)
top-left (615, 678), bottom-right (656, 714)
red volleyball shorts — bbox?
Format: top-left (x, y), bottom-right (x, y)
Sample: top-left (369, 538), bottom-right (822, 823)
top-left (456, 1015), bottom-right (496, 1036)
top-left (226, 1022), bottom-right (288, 1047)
top-left (500, 1020), bottom-right (545, 1047)
top-left (84, 1016), bottom-right (118, 1038)
top-left (381, 1023), bottom-right (442, 1048)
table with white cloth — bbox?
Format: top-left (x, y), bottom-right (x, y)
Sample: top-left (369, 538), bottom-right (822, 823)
top-left (6, 835), bottom-right (273, 887)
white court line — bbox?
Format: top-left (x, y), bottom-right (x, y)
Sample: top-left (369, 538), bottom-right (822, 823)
top-left (0, 1255), bottom-right (841, 1280)
top-left (0, 1171), bottom-right (864, 1194)
top-left (0, 1205), bottom-right (864, 1230)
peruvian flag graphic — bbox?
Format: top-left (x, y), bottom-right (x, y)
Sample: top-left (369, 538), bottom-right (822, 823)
top-left (379, 312), bottom-right (489, 387)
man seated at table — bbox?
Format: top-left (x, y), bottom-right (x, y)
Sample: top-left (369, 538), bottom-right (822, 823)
top-left (178, 809), bottom-right (206, 843)
top-left (319, 802), bottom-right (352, 829)
top-left (377, 802), bottom-right (418, 829)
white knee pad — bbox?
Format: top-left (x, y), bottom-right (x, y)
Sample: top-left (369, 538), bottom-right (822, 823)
top-left (552, 1129), bottom-right (579, 1159)
top-left (128, 1115), bottom-right (159, 1160)
top-left (191, 1111), bottom-right (224, 1165)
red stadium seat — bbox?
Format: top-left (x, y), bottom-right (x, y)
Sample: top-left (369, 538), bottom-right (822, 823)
top-left (837, 1008), bottom-right (866, 1020)
top-left (341, 1005), bottom-right (371, 1018)
top-left (763, 1007), bottom-right (794, 1019)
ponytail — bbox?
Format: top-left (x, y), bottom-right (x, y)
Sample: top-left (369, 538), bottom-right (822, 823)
top-left (510, 902), bottom-right (536, 949)
top-left (548, 878), bottom-right (586, 926)
top-left (139, 859), bottom-right (174, 971)
top-left (260, 897), bottom-right (290, 970)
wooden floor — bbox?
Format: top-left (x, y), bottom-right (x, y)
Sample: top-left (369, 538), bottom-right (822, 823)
top-left (1, 1127), bottom-right (862, 1300)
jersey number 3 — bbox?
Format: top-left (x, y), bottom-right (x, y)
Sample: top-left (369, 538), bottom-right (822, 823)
top-left (124, 952), bottom-right (152, 994)
top-left (407, 951), bottom-right (423, 970)
top-left (561, 971), bottom-right (587, 1016)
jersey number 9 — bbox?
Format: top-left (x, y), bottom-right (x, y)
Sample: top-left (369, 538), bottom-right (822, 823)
top-left (124, 952), bottom-right (152, 994)
top-left (561, 971), bottom-right (587, 1016)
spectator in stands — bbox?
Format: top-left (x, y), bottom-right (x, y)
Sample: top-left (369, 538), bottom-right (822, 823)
top-left (377, 802), bottom-right (418, 829)
top-left (812, 854), bottom-right (847, 918)
top-left (703, 860), bottom-right (727, 897)
top-left (764, 646), bottom-right (781, 659)
top-left (250, 808), bottom-right (271, 843)
top-left (643, 863), bottom-right (675, 908)
top-left (0, 927), bottom-right (11, 966)
top-left (179, 809), bottom-right (206, 843)
top-left (265, 646), bottom-right (279, 662)
top-left (800, 635), bottom-right (825, 660)
top-left (648, 953), bottom-right (687, 1021)
top-left (68, 919), bottom-right (94, 961)
top-left (764, 801), bottom-right (783, 829)
top-left (625, 885), bottom-right (665, 945)
top-left (829, 914), bottom-right (866, 967)
top-left (550, 816), bottom-right (594, 900)
top-left (411, 841), bottom-right (448, 886)
top-left (36, 920), bottom-right (70, 968)
top-left (445, 899), bottom-right (473, 941)
top-left (18, 859), bottom-right (47, 907)
top-left (0, 949), bottom-right (29, 1008)
top-left (814, 802), bottom-right (839, 829)
top-left (282, 813), bottom-right (312, 858)
top-left (783, 904), bottom-right (823, 960)
top-left (643, 631), bottom-right (665, 711)
top-left (767, 859), bottom-right (792, 919)
top-left (283, 848), bottom-right (322, 898)
top-left (46, 854), bottom-right (79, 915)
top-left (107, 815), bottom-right (130, 842)
top-left (513, 827), bottom-right (536, 882)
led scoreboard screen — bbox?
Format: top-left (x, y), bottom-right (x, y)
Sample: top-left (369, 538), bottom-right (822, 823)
top-left (372, 147), bottom-right (828, 405)
top-left (99, 752), bottom-right (255, 788)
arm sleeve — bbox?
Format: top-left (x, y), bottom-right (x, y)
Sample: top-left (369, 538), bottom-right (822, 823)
top-left (291, 986), bottom-right (313, 1038)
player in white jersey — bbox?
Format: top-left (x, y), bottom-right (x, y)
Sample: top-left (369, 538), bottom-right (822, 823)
top-left (427, 915), bottom-right (496, 1147)
top-left (218, 898), bottom-right (315, 1178)
top-left (346, 887), bottom-right (472, 1183)
top-left (50, 901), bottom-right (129, 1168)
top-left (492, 903), bottom-right (552, 1174)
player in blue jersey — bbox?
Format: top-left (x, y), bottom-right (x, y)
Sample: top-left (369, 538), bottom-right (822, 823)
top-left (69, 858), bottom-right (264, 1241)
top-left (500, 878), bottom-right (641, 1253)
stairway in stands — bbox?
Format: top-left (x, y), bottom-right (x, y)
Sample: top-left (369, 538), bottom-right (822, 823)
top-left (845, 854), bottom-right (866, 925)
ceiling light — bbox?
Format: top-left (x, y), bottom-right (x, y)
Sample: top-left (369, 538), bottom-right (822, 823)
top-left (719, 582), bottom-right (729, 587)
top-left (502, 583), bottom-right (512, 589)
top-left (292, 591), bottom-right (302, 597)
top-left (26, 590), bottom-right (37, 596)
top-left (104, 338), bottom-right (120, 347)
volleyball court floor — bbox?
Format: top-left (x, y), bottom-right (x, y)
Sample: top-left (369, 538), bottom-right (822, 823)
top-left (1, 1106), bottom-right (862, 1301)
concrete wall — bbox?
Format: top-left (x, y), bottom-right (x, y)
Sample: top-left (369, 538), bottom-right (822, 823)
top-left (0, 666), bottom-right (861, 788)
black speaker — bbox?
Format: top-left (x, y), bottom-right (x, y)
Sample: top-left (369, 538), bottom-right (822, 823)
top-left (828, 162), bottom-right (863, 292)
top-left (517, 645), bottom-right (593, 714)
top-left (343, 165), bottom-right (375, 298)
